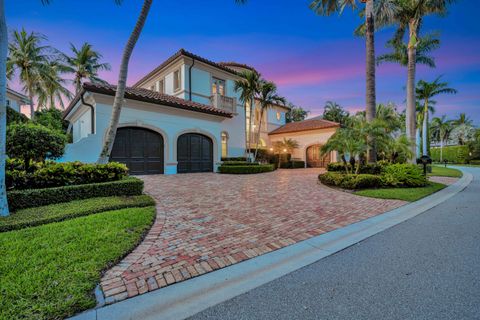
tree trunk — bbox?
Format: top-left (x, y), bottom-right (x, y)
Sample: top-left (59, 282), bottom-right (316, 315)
top-left (406, 20), bottom-right (418, 163)
top-left (365, 0), bottom-right (376, 163)
top-left (422, 99), bottom-right (428, 156)
top-left (253, 107), bottom-right (265, 161)
top-left (97, 0), bottom-right (153, 164)
top-left (0, 0), bottom-right (8, 216)
top-left (247, 95), bottom-right (254, 162)
top-left (415, 127), bottom-right (421, 157)
top-left (440, 139), bottom-right (443, 162)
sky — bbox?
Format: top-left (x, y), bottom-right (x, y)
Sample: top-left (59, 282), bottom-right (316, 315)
top-left (6, 0), bottom-right (480, 124)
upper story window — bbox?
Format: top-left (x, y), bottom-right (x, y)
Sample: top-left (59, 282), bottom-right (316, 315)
top-left (157, 79), bottom-right (164, 94)
top-left (173, 69), bottom-right (181, 92)
top-left (212, 77), bottom-right (226, 96)
top-left (276, 111), bottom-right (281, 121)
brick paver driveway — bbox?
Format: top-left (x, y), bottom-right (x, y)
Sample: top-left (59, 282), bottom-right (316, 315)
top-left (100, 169), bottom-right (406, 304)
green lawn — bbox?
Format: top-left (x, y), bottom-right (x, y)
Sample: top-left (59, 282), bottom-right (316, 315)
top-left (429, 166), bottom-right (463, 178)
top-left (0, 195), bottom-right (155, 232)
top-left (355, 182), bottom-right (446, 202)
top-left (0, 206), bottom-right (156, 320)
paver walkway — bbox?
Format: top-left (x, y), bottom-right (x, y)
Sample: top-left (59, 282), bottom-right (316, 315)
top-left (100, 169), bottom-right (407, 304)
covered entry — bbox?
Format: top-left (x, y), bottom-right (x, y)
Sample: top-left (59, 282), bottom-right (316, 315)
top-left (177, 133), bottom-right (213, 173)
top-left (110, 127), bottom-right (164, 175)
top-left (306, 144), bottom-right (331, 168)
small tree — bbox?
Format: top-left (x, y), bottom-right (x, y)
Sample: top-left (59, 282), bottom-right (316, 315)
top-left (34, 108), bottom-right (68, 132)
top-left (323, 101), bottom-right (350, 125)
top-left (6, 123), bottom-right (66, 170)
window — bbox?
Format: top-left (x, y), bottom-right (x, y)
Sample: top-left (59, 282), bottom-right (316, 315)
top-left (157, 79), bottom-right (164, 94)
top-left (212, 77), bottom-right (226, 96)
top-left (221, 132), bottom-right (228, 158)
top-left (173, 70), bottom-right (181, 92)
top-left (276, 111), bottom-right (281, 121)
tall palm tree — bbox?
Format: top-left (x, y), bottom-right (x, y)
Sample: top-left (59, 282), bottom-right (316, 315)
top-left (234, 69), bottom-right (261, 158)
top-left (430, 115), bottom-right (453, 162)
top-left (387, 0), bottom-right (455, 162)
top-left (254, 81), bottom-right (286, 161)
top-left (61, 42), bottom-right (111, 93)
top-left (36, 61), bottom-right (72, 110)
top-left (416, 76), bottom-right (457, 156)
top-left (97, 0), bottom-right (153, 164)
top-left (311, 0), bottom-right (396, 163)
top-left (7, 28), bottom-right (52, 118)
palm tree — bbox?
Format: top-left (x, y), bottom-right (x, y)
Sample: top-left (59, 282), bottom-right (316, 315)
top-left (321, 128), bottom-right (365, 174)
top-left (453, 113), bottom-right (472, 126)
top-left (36, 61), bottom-right (72, 110)
top-left (376, 102), bottom-right (401, 133)
top-left (416, 76), bottom-right (457, 156)
top-left (430, 115), bottom-right (453, 162)
top-left (387, 0), bottom-right (455, 162)
top-left (273, 138), bottom-right (300, 168)
top-left (234, 69), bottom-right (261, 159)
top-left (61, 42), bottom-right (111, 93)
top-left (7, 28), bottom-right (52, 118)
top-left (254, 81), bottom-right (286, 161)
top-left (377, 34), bottom-right (440, 67)
top-left (323, 101), bottom-right (350, 125)
top-left (97, 0), bottom-right (153, 164)
top-left (311, 0), bottom-right (397, 163)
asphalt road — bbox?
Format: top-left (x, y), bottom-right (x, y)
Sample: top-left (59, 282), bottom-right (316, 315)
top-left (189, 167), bottom-right (480, 320)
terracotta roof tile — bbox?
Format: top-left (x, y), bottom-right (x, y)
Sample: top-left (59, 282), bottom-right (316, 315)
top-left (268, 118), bottom-right (339, 135)
top-left (63, 82), bottom-right (233, 119)
top-left (217, 61), bottom-right (257, 72)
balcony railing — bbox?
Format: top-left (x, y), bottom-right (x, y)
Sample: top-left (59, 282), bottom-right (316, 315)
top-left (210, 94), bottom-right (237, 113)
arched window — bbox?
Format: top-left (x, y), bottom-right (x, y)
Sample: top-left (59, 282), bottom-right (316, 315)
top-left (221, 132), bottom-right (228, 158)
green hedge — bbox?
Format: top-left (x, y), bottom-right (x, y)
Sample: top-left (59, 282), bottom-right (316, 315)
top-left (221, 157), bottom-right (247, 161)
top-left (318, 172), bottom-right (382, 189)
top-left (469, 160), bottom-right (480, 165)
top-left (218, 164), bottom-right (275, 174)
top-left (6, 160), bottom-right (128, 190)
top-left (430, 145), bottom-right (469, 164)
top-left (221, 161), bottom-right (260, 166)
top-left (280, 160), bottom-right (305, 169)
top-left (0, 195), bottom-right (155, 232)
top-left (7, 177), bottom-right (144, 211)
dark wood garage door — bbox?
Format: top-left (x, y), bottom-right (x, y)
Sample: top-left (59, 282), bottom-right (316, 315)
top-left (110, 127), bottom-right (164, 175)
top-left (177, 133), bottom-right (213, 173)
top-left (306, 144), bottom-right (331, 168)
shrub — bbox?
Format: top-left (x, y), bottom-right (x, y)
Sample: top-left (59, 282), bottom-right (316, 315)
top-left (221, 161), bottom-right (260, 166)
top-left (34, 108), bottom-right (69, 132)
top-left (221, 157), bottom-right (247, 161)
top-left (327, 162), bottom-right (383, 174)
top-left (469, 159), bottom-right (480, 165)
top-left (7, 123), bottom-right (67, 168)
top-left (6, 107), bottom-right (29, 124)
top-left (327, 162), bottom-right (349, 172)
top-left (6, 161), bottom-right (128, 190)
top-left (218, 164), bottom-right (275, 174)
top-left (280, 160), bottom-right (305, 169)
top-left (7, 177), bottom-right (144, 211)
top-left (318, 172), bottom-right (382, 189)
top-left (381, 164), bottom-right (426, 187)
top-left (430, 145), bottom-right (469, 164)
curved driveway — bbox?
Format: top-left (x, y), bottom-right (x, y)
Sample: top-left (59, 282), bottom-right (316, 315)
top-left (100, 169), bottom-right (406, 303)
top-left (189, 167), bottom-right (480, 320)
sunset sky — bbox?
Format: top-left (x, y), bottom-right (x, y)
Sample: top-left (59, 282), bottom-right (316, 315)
top-left (6, 0), bottom-right (480, 123)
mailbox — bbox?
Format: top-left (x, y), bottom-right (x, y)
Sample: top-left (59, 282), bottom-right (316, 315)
top-left (416, 155), bottom-right (432, 176)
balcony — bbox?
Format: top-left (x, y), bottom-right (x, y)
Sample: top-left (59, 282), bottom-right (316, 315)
top-left (210, 93), bottom-right (237, 113)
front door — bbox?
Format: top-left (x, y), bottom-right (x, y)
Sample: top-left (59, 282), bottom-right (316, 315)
top-left (306, 144), bottom-right (331, 168)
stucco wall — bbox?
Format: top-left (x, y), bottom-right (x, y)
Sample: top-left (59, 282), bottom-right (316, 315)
top-left (62, 95), bottom-right (245, 174)
top-left (269, 128), bottom-right (337, 162)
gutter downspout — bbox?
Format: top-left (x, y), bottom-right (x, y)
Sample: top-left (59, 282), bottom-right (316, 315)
top-left (80, 91), bottom-right (95, 134)
top-left (188, 57), bottom-right (195, 101)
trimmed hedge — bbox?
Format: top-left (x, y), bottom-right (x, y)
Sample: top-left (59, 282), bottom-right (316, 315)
top-left (469, 159), bottom-right (480, 165)
top-left (318, 172), bottom-right (382, 189)
top-left (221, 157), bottom-right (247, 161)
top-left (221, 161), bottom-right (260, 166)
top-left (280, 160), bottom-right (305, 169)
top-left (6, 160), bottom-right (128, 190)
top-left (218, 164), bottom-right (275, 174)
top-left (0, 195), bottom-right (155, 232)
top-left (430, 145), bottom-right (469, 164)
top-left (7, 177), bottom-right (144, 211)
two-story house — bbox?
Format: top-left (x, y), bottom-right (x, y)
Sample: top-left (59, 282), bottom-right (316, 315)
top-left (62, 49), bottom-right (338, 174)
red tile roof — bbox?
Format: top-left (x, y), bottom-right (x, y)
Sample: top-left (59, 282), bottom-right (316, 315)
top-left (217, 61), bottom-right (257, 72)
top-left (63, 82), bottom-right (233, 119)
top-left (268, 118), bottom-right (339, 135)
top-left (133, 49), bottom-right (241, 88)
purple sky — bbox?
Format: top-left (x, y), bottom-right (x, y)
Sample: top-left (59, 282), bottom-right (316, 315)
top-left (6, 0), bottom-right (480, 124)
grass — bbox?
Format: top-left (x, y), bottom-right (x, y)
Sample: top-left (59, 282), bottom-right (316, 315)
top-left (0, 206), bottom-right (156, 320)
top-left (355, 182), bottom-right (446, 202)
top-left (429, 166), bottom-right (463, 178)
top-left (0, 195), bottom-right (155, 232)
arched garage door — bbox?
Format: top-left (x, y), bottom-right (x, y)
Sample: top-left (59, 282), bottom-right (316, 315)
top-left (110, 127), bottom-right (164, 175)
top-left (306, 144), bottom-right (331, 168)
top-left (177, 133), bottom-right (213, 173)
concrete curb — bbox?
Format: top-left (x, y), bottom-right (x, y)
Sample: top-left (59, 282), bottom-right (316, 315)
top-left (71, 169), bottom-right (473, 320)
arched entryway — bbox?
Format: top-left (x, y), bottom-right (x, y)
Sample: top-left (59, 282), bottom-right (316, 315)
top-left (306, 144), bottom-right (331, 168)
top-left (177, 133), bottom-right (213, 173)
top-left (110, 127), bottom-right (164, 175)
